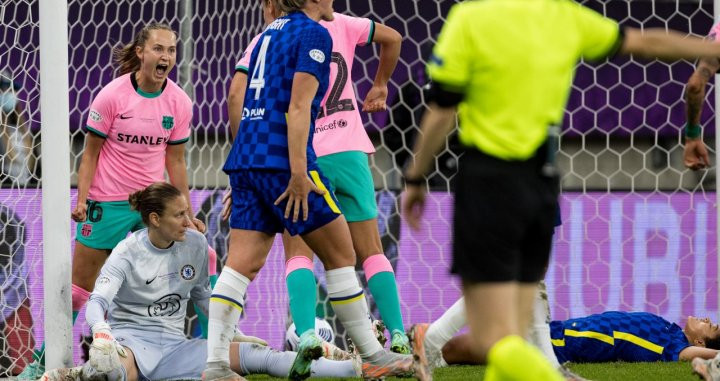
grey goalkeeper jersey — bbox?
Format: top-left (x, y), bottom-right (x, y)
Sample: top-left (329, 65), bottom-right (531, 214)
top-left (86, 229), bottom-right (210, 337)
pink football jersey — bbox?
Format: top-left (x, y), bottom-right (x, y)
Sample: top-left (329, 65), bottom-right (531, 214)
top-left (235, 33), bottom-right (263, 73)
top-left (314, 13), bottom-right (376, 156)
top-left (85, 73), bottom-right (192, 201)
top-left (709, 21), bottom-right (720, 41)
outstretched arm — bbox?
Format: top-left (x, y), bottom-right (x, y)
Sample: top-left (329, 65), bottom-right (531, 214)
top-left (686, 58), bottom-right (720, 125)
top-left (683, 57), bottom-right (719, 170)
top-left (679, 346), bottom-right (719, 361)
top-left (362, 23), bottom-right (402, 113)
top-left (619, 28), bottom-right (720, 61)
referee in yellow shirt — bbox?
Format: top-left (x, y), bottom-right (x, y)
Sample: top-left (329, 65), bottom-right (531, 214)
top-left (402, 1), bottom-right (720, 380)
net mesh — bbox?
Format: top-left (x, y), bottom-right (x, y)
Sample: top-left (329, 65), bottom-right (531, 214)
top-left (0, 0), bottom-right (717, 370)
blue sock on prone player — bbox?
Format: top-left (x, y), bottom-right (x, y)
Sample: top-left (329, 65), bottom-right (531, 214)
top-left (285, 256), bottom-right (318, 335)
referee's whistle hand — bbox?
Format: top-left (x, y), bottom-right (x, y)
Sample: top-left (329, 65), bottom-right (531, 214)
top-left (402, 185), bottom-right (426, 231)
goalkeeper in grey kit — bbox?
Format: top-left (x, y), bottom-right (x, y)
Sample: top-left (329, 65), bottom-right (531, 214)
top-left (41, 182), bottom-right (360, 381)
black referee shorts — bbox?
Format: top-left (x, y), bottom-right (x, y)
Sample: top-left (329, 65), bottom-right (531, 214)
top-left (451, 147), bottom-right (559, 284)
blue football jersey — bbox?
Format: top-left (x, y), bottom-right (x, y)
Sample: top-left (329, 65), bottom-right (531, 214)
top-left (550, 311), bottom-right (690, 363)
top-left (224, 11), bottom-right (332, 172)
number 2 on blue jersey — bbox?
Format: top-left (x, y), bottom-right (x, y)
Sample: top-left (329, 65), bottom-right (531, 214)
top-left (249, 35), bottom-right (271, 100)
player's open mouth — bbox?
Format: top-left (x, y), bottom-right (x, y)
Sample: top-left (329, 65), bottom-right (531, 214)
top-left (156, 64), bottom-right (168, 76)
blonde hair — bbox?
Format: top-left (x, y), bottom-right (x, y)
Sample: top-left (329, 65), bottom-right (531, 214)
top-left (113, 22), bottom-right (177, 76)
top-left (264, 0), bottom-right (284, 19)
top-left (275, 0), bottom-right (308, 13)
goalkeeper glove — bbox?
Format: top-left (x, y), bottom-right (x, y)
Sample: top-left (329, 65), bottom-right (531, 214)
top-left (91, 322), bottom-right (127, 357)
top-left (88, 322), bottom-right (127, 376)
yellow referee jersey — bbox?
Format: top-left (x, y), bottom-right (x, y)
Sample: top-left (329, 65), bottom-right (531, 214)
top-left (428, 0), bottom-right (620, 160)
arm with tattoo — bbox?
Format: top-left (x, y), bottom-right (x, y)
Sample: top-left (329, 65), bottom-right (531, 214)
top-left (683, 57), bottom-right (719, 170)
top-left (685, 58), bottom-right (720, 125)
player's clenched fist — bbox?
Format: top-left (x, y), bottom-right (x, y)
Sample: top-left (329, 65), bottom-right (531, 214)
top-left (684, 138), bottom-right (711, 170)
top-left (72, 202), bottom-right (88, 222)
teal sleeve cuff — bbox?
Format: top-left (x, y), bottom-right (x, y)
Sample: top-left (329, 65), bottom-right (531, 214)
top-left (85, 126), bottom-right (107, 138)
top-left (168, 136), bottom-right (190, 145)
top-left (685, 123), bottom-right (702, 139)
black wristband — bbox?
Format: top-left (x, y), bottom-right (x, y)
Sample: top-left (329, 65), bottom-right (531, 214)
top-left (426, 81), bottom-right (464, 108)
top-left (403, 175), bottom-right (425, 186)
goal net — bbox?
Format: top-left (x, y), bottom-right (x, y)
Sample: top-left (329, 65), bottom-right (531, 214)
top-left (0, 0), bottom-right (716, 370)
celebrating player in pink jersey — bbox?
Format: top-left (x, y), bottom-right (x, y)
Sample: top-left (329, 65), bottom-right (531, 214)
top-left (18, 22), bottom-right (206, 380)
top-left (216, 0), bottom-right (413, 379)
top-left (281, 11), bottom-right (409, 354)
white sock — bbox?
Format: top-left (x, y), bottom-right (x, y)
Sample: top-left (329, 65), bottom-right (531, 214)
top-left (527, 281), bottom-right (560, 367)
top-left (426, 297), bottom-right (466, 353)
top-left (207, 267), bottom-right (250, 365)
top-left (237, 342), bottom-right (357, 378)
top-left (326, 266), bottom-right (383, 358)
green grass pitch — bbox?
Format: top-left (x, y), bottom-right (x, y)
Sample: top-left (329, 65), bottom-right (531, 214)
top-left (244, 362), bottom-right (704, 380)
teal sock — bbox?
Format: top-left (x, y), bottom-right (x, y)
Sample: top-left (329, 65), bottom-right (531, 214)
top-left (367, 271), bottom-right (405, 334)
top-left (286, 268), bottom-right (317, 334)
top-left (194, 303), bottom-right (209, 339)
top-left (34, 310), bottom-right (80, 365)
top-left (194, 274), bottom-right (219, 339)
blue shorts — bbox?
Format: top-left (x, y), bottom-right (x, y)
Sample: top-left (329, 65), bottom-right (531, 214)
top-left (228, 168), bottom-right (342, 236)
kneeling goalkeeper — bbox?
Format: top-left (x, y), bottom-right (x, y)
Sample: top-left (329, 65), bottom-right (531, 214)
top-left (41, 183), bottom-right (359, 381)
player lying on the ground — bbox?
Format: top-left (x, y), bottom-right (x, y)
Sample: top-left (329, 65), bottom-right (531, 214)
top-left (414, 310), bottom-right (720, 371)
top-left (40, 183), bottom-right (361, 381)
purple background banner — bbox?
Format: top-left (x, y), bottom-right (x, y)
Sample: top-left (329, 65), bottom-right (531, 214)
top-left (549, 192), bottom-right (718, 330)
top-left (2, 190), bottom-right (715, 361)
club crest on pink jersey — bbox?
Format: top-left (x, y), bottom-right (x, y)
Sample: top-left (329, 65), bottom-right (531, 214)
top-left (81, 223), bottom-right (93, 237)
